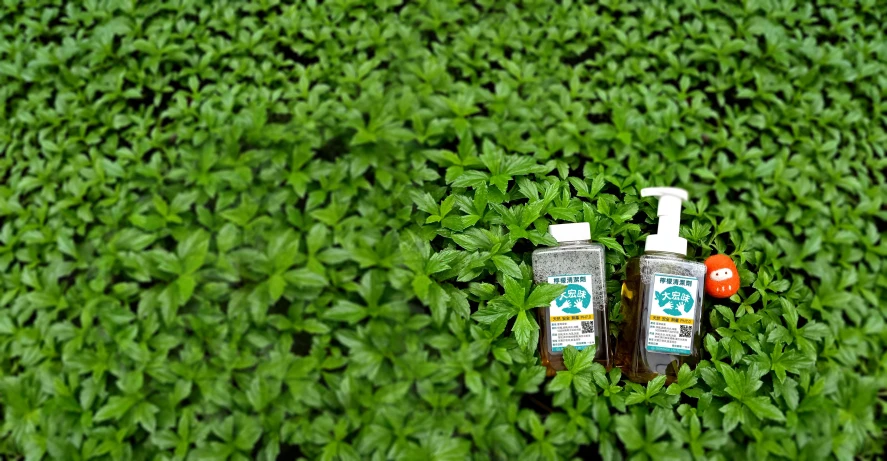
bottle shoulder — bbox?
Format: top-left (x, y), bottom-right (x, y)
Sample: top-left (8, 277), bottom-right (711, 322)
top-left (636, 253), bottom-right (704, 266)
top-left (635, 253), bottom-right (706, 278)
top-left (532, 242), bottom-right (605, 256)
top-left (532, 242), bottom-right (607, 282)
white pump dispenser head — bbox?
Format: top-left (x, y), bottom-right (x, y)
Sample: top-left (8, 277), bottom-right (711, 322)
top-left (641, 187), bottom-right (689, 255)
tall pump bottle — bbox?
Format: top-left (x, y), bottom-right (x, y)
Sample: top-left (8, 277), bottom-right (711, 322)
top-left (615, 188), bottom-right (706, 383)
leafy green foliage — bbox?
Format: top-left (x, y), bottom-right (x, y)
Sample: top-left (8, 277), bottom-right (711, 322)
top-left (1, 0), bottom-right (885, 460)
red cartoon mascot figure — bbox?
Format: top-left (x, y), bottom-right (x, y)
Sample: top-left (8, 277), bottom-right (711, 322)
top-left (704, 254), bottom-right (739, 298)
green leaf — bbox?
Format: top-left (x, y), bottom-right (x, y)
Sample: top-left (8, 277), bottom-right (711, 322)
top-left (324, 301), bottom-right (368, 323)
top-left (525, 283), bottom-right (565, 308)
top-left (234, 417), bottom-right (263, 451)
top-left (411, 191), bottom-right (439, 215)
top-left (743, 396), bottom-right (785, 421)
top-left (563, 345), bottom-right (595, 373)
top-left (646, 375), bottom-right (667, 398)
top-left (285, 268), bottom-right (328, 288)
top-left (94, 396), bottom-right (138, 422)
top-left (547, 372), bottom-right (573, 393)
top-left (596, 237), bottom-right (625, 255)
top-left (502, 276), bottom-right (526, 308)
top-left (512, 310), bottom-right (538, 351)
top-left (133, 402), bottom-right (159, 433)
top-left (178, 229), bottom-right (210, 274)
top-left (514, 366), bottom-right (547, 393)
top-left (177, 275), bottom-right (196, 302)
top-left (440, 195), bottom-right (456, 218)
top-left (153, 250), bottom-right (183, 275)
top-left (190, 443), bottom-right (233, 461)
top-left (268, 229), bottom-right (300, 271)
top-left (492, 255), bottom-right (521, 279)
top-left (614, 415), bottom-right (645, 451)
top-left (472, 299), bottom-right (517, 324)
top-left (268, 274), bottom-right (286, 302)
top-left (720, 401), bottom-right (743, 432)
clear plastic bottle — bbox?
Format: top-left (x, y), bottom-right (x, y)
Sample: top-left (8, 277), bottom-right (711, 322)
top-left (532, 223), bottom-right (611, 375)
top-left (615, 188), bottom-right (706, 383)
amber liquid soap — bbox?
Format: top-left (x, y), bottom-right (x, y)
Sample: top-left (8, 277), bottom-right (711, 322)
top-left (618, 253), bottom-right (705, 382)
top-left (532, 222), bottom-right (611, 375)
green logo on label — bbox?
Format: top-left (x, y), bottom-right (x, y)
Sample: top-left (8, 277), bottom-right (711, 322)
top-left (555, 284), bottom-right (591, 314)
top-left (655, 286), bottom-right (694, 317)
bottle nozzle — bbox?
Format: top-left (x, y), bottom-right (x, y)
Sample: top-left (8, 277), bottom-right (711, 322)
top-left (548, 222), bottom-right (591, 242)
top-left (641, 187), bottom-right (689, 255)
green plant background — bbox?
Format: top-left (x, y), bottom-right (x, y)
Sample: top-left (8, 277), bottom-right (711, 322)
top-left (1, 1), bottom-right (885, 460)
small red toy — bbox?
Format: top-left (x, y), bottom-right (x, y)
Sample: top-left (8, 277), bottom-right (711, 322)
top-left (704, 254), bottom-right (740, 298)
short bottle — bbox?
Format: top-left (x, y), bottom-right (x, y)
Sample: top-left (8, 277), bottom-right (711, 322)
top-left (616, 187), bottom-right (706, 384)
top-left (531, 222), bottom-right (611, 375)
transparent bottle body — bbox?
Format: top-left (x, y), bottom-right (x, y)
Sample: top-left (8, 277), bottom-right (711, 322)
top-left (531, 241), bottom-right (611, 375)
top-left (616, 252), bottom-right (706, 383)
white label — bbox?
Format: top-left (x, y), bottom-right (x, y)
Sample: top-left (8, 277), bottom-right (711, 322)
top-left (645, 273), bottom-right (699, 355)
top-left (546, 275), bottom-right (595, 352)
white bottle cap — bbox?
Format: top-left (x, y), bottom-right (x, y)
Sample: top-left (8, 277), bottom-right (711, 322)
top-left (641, 187), bottom-right (689, 255)
top-left (549, 222), bottom-right (591, 242)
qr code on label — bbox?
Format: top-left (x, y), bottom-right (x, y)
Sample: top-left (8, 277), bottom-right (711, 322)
top-left (581, 321), bottom-right (594, 334)
top-left (679, 325), bottom-right (692, 338)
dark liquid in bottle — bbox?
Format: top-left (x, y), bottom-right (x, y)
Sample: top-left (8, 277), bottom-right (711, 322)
top-left (615, 253), bottom-right (705, 383)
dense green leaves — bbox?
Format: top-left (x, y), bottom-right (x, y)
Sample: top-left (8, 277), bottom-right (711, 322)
top-left (1, 0), bottom-right (885, 460)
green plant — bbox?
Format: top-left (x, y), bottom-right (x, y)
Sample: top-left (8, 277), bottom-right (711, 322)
top-left (1, 1), bottom-right (885, 460)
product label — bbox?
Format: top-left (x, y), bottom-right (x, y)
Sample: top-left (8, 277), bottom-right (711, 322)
top-left (646, 273), bottom-right (699, 355)
top-left (546, 275), bottom-right (595, 352)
